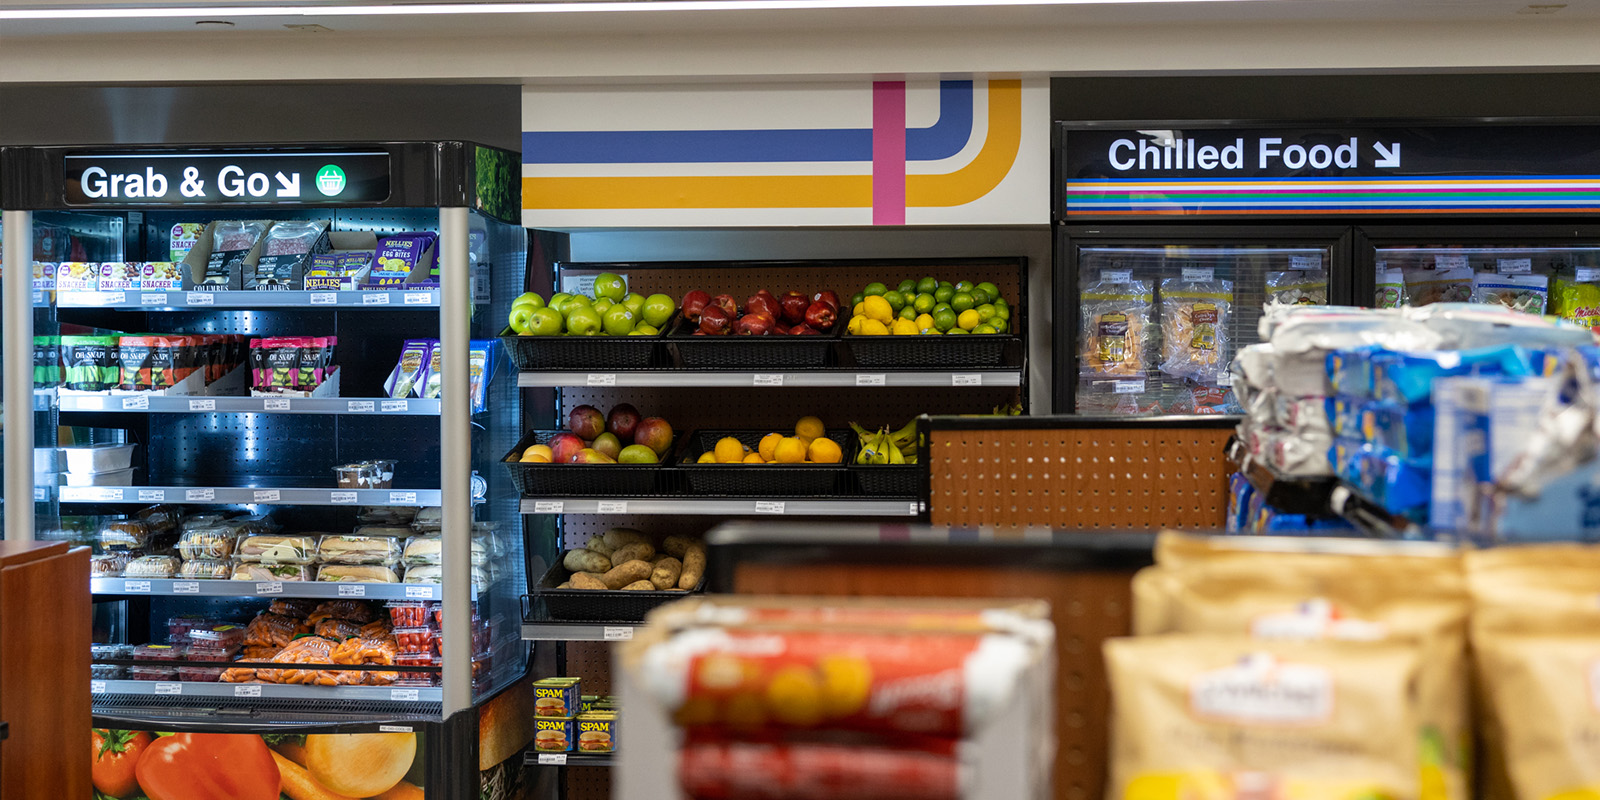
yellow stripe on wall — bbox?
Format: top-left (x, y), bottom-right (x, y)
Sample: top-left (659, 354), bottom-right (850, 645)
top-left (907, 79), bottom-right (1021, 207)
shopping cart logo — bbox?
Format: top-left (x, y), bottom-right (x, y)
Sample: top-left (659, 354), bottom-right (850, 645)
top-left (316, 165), bottom-right (347, 197)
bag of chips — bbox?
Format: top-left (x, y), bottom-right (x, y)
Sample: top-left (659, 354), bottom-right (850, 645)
top-left (1080, 277), bottom-right (1153, 378)
top-left (1159, 277), bottom-right (1234, 384)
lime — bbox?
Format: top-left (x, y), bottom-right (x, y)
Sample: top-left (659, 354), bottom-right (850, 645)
top-left (919, 327), bottom-right (941, 335)
top-left (898, 305), bottom-right (918, 321)
top-left (933, 303), bottom-right (953, 317)
top-left (592, 272), bottom-right (628, 301)
top-left (990, 317), bottom-right (1008, 333)
top-left (947, 327), bottom-right (970, 335)
top-left (851, 292), bottom-right (865, 307)
top-left (973, 324), bottom-right (997, 335)
top-left (976, 282), bottom-right (1000, 300)
top-left (916, 276), bottom-right (938, 295)
top-left (957, 308), bottom-right (980, 330)
top-left (932, 309), bottom-right (957, 332)
top-left (896, 279), bottom-right (917, 295)
top-left (913, 293), bottom-right (936, 314)
top-left (954, 280), bottom-right (974, 293)
top-left (976, 303), bottom-right (996, 323)
top-left (882, 290), bottom-right (906, 312)
top-left (863, 282), bottom-right (888, 297)
top-left (934, 286), bottom-right (954, 304)
top-left (938, 281), bottom-right (954, 291)
top-left (992, 297), bottom-right (1010, 313)
top-left (968, 288), bottom-right (990, 306)
top-left (951, 292), bottom-right (975, 313)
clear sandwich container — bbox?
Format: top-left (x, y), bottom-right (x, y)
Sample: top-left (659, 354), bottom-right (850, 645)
top-left (316, 534), bottom-right (403, 566)
top-left (124, 555), bottom-right (180, 578)
top-left (235, 534), bottom-right (317, 564)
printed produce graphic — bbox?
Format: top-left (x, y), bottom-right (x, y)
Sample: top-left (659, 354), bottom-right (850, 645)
top-left (89, 729), bottom-right (424, 800)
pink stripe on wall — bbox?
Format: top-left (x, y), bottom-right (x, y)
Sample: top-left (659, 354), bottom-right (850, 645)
top-left (872, 81), bottom-right (907, 225)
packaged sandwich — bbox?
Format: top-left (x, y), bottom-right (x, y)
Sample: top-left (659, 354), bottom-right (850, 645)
top-left (317, 534), bottom-right (403, 566)
top-left (401, 536), bottom-right (442, 567)
top-left (177, 559), bottom-right (232, 580)
top-left (177, 526), bottom-right (240, 561)
top-left (385, 339), bottom-right (433, 398)
top-left (100, 519), bottom-right (153, 551)
top-left (1080, 276), bottom-right (1153, 378)
top-left (403, 564), bottom-right (488, 590)
top-left (124, 555), bottom-right (180, 578)
top-left (230, 562), bottom-right (313, 582)
top-left (1472, 272), bottom-right (1549, 315)
top-left (411, 507), bottom-right (443, 532)
top-left (1159, 277), bottom-right (1234, 384)
top-left (235, 534), bottom-right (317, 564)
top-left (317, 564), bottom-right (401, 583)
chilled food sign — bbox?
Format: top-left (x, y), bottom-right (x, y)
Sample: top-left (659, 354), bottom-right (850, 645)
top-left (1061, 124), bottom-right (1600, 217)
top-left (62, 150), bottom-right (391, 206)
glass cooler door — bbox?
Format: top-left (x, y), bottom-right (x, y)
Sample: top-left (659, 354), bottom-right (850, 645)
top-left (1063, 234), bottom-right (1343, 416)
top-left (1367, 241), bottom-right (1600, 324)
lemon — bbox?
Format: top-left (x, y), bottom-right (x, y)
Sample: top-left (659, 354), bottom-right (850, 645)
top-left (860, 319), bottom-right (890, 336)
top-left (852, 302), bottom-right (866, 318)
top-left (807, 437), bottom-right (843, 464)
top-left (891, 318), bottom-right (919, 335)
top-left (915, 313), bottom-right (935, 330)
top-left (795, 416), bottom-right (826, 442)
top-left (957, 309), bottom-right (980, 330)
top-left (774, 437), bottom-right (808, 463)
top-left (861, 295), bottom-right (893, 323)
top-left (847, 315), bottom-right (867, 335)
top-left (714, 436), bottom-right (746, 464)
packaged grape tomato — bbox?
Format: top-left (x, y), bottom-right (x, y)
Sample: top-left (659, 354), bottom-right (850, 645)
top-left (1159, 277), bottom-right (1234, 384)
top-left (1080, 278), bottom-right (1153, 378)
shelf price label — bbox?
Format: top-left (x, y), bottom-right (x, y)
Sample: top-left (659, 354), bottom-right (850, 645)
top-left (1181, 267), bottom-right (1215, 282)
top-left (405, 586), bottom-right (433, 599)
top-left (126, 580), bottom-right (152, 593)
top-left (33, 487), bottom-right (47, 502)
top-left (154, 683), bottom-right (182, 696)
top-left (1114, 380), bottom-right (1147, 394)
top-left (389, 491), bottom-right (418, 504)
top-left (254, 490), bottom-right (281, 503)
top-left (104, 291), bottom-right (128, 305)
top-left (856, 374), bottom-right (887, 386)
top-left (137, 490), bottom-right (166, 502)
top-left (363, 293), bottom-right (391, 306)
top-left (338, 584), bottom-right (366, 597)
top-left (404, 292), bottom-right (432, 305)
top-left (753, 374), bottom-right (784, 387)
top-left (380, 400), bottom-right (408, 413)
top-left (603, 626), bottom-right (635, 641)
top-left (92, 487), bottom-right (123, 501)
top-left (378, 725), bottom-right (413, 733)
top-left (537, 753), bottom-right (567, 765)
top-left (1290, 255), bottom-right (1322, 271)
top-left (187, 291), bottom-right (216, 306)
top-left (186, 488), bottom-right (216, 502)
top-left (347, 401), bottom-right (376, 413)
top-left (1497, 258), bottom-right (1533, 274)
top-left (263, 398), bottom-right (291, 411)
top-left (587, 373), bottom-right (617, 386)
top-left (754, 501), bottom-right (786, 514)
top-left (142, 292), bottom-right (169, 306)
top-left (173, 581), bottom-right (201, 594)
top-left (1435, 254), bottom-right (1470, 270)
top-left (91, 681), bottom-right (106, 695)
top-left (256, 582), bottom-right (284, 595)
top-left (331, 491), bottom-right (359, 504)
top-left (234, 685), bottom-right (262, 698)
top-left (390, 688), bottom-right (420, 702)
top-left (189, 399), bottom-right (216, 411)
top-left (596, 501), bottom-right (629, 514)
top-left (310, 292), bottom-right (338, 305)
top-left (952, 374), bottom-right (982, 386)
top-left (532, 501), bottom-right (564, 514)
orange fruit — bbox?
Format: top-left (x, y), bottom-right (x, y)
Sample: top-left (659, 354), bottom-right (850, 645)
top-left (743, 452), bottom-right (765, 464)
top-left (806, 437), bottom-right (843, 464)
top-left (758, 432), bottom-right (783, 462)
top-left (795, 416), bottom-right (825, 442)
top-left (714, 437), bottom-right (746, 464)
top-left (773, 437), bottom-right (808, 464)
top-left (520, 444), bottom-right (554, 463)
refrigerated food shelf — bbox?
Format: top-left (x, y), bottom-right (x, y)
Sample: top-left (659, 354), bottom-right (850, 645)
top-left (91, 577), bottom-right (442, 600)
top-left (91, 679), bottom-right (442, 704)
top-left (516, 369), bottom-right (1021, 388)
top-left (520, 619), bottom-right (640, 642)
top-left (55, 289), bottom-right (440, 309)
top-left (526, 751), bottom-right (614, 767)
top-left (58, 395), bottom-right (441, 415)
top-left (61, 486), bottom-right (442, 506)
top-left (520, 497), bottom-right (923, 516)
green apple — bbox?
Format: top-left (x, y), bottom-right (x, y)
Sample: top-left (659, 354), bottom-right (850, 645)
top-left (641, 294), bottom-right (675, 328)
top-left (512, 291), bottom-right (544, 311)
top-left (621, 292), bottom-right (646, 316)
top-left (528, 307), bottom-right (564, 336)
top-left (602, 305), bottom-right (637, 336)
top-left (508, 305), bottom-right (536, 334)
top-left (593, 298), bottom-right (614, 316)
top-left (547, 292), bottom-right (573, 313)
top-left (565, 306), bottom-right (603, 336)
top-left (592, 273), bottom-right (627, 302)
top-left (635, 323), bottom-right (660, 336)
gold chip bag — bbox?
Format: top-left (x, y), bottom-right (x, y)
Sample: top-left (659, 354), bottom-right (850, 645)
top-left (1081, 277), bottom-right (1153, 378)
top-left (1159, 278), bottom-right (1234, 384)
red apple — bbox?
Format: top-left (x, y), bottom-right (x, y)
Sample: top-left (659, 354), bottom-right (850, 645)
top-left (780, 291), bottom-right (809, 324)
top-left (699, 305), bottom-right (732, 335)
top-left (573, 448), bottom-right (617, 464)
top-left (710, 294), bottom-right (738, 318)
top-left (548, 433), bottom-right (585, 465)
top-left (746, 294), bottom-right (778, 318)
top-left (790, 325), bottom-right (821, 335)
top-left (735, 312), bottom-right (774, 336)
top-left (804, 301), bottom-right (836, 331)
top-left (606, 403), bottom-right (641, 442)
top-left (634, 417), bottom-right (675, 456)
top-left (812, 290), bottom-right (841, 312)
top-left (568, 405), bottom-right (605, 440)
top-left (681, 290), bottom-right (711, 323)
top-left (771, 322), bottom-right (791, 335)
top-left (692, 330), bottom-right (707, 335)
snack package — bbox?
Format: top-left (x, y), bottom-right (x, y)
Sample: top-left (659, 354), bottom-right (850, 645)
top-left (1472, 272), bottom-right (1549, 315)
top-left (1264, 269), bottom-right (1328, 312)
top-left (118, 336), bottom-right (184, 392)
top-left (202, 220), bottom-right (269, 290)
top-left (32, 261), bottom-right (57, 292)
top-left (1404, 267), bottom-right (1475, 306)
top-left (304, 251), bottom-right (374, 291)
top-left (99, 262), bottom-right (140, 292)
top-left (1375, 265), bottom-right (1409, 308)
top-left (385, 339), bottom-right (433, 398)
top-left (420, 340), bottom-right (446, 400)
top-left (308, 599), bottom-right (382, 625)
top-left (680, 734), bottom-right (959, 800)
top-left (60, 335), bottom-right (120, 392)
top-left (366, 233), bottom-right (438, 289)
top-left (1159, 277), bottom-right (1234, 384)
top-left (248, 220), bottom-right (331, 290)
top-left (1080, 278), bottom-right (1154, 378)
top-left (56, 262), bottom-right (100, 292)
top-left (139, 262), bottom-right (184, 292)
top-left (1372, 345), bottom-right (1536, 407)
top-left (177, 526), bottom-right (240, 560)
top-left (1552, 267), bottom-right (1600, 329)
top-left (1106, 634), bottom-right (1423, 799)
top-left (169, 223), bottom-right (204, 262)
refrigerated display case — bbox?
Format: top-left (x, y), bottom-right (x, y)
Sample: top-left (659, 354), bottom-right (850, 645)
top-left (1, 141), bottom-right (532, 799)
top-left (1056, 226), bottom-right (1350, 415)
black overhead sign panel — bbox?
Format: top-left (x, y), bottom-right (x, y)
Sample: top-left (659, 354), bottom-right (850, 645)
top-left (61, 150), bottom-right (392, 206)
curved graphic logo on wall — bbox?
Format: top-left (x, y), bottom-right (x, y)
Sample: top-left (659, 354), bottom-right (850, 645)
top-left (1190, 653), bottom-right (1334, 725)
top-left (520, 76), bottom-right (1047, 226)
top-left (316, 164), bottom-right (347, 197)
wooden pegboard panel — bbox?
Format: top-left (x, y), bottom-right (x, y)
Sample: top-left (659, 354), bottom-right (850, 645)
top-left (730, 562), bottom-right (1136, 800)
top-left (928, 426), bottom-right (1232, 530)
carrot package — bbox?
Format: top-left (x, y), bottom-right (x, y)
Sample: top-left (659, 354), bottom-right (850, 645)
top-left (1106, 635), bottom-right (1423, 800)
top-left (1080, 275), bottom-right (1154, 378)
top-left (1159, 277), bottom-right (1234, 384)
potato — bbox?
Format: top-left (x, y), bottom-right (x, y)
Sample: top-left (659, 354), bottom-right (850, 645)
top-left (601, 559), bottom-right (653, 589)
top-left (678, 542), bottom-right (706, 590)
top-left (610, 542), bottom-right (656, 566)
top-left (563, 549), bottom-right (612, 574)
top-left (602, 528), bottom-right (648, 551)
top-left (662, 535), bottom-right (698, 559)
top-left (570, 572), bottom-right (607, 590)
top-left (557, 581), bottom-right (573, 589)
top-left (585, 535), bottom-right (616, 557)
top-left (651, 556), bottom-right (683, 590)
top-left (621, 580), bottom-right (656, 591)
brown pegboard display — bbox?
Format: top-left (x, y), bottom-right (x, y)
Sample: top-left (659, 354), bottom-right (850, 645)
top-left (566, 769), bottom-right (611, 800)
top-left (731, 561), bottom-right (1136, 800)
top-left (928, 425), bottom-right (1233, 530)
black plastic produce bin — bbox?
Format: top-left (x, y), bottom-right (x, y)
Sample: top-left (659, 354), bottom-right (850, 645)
top-left (676, 429), bottom-right (851, 496)
top-left (501, 429), bottom-right (675, 496)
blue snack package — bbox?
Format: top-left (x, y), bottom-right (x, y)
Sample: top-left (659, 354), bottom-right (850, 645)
top-left (1363, 401), bottom-right (1436, 464)
top-left (1374, 345), bottom-right (1538, 406)
top-left (1326, 396), bottom-right (1364, 440)
top-left (1327, 346), bottom-right (1394, 399)
top-left (366, 233), bottom-right (438, 289)
top-left (1226, 473), bottom-right (1252, 534)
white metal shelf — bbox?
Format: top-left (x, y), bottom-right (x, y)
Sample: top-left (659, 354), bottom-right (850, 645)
top-left (91, 678), bottom-right (441, 704)
top-left (54, 289), bottom-right (439, 309)
top-left (57, 395), bottom-right (440, 415)
top-left (61, 486), bottom-right (442, 506)
top-left (517, 370), bottom-right (1021, 388)
top-left (520, 620), bottom-right (639, 642)
top-left (92, 577), bottom-right (440, 600)
top-left (520, 497), bottom-right (922, 516)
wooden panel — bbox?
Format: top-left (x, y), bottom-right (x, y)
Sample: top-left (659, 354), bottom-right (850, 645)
top-left (928, 426), bottom-right (1232, 529)
top-left (732, 562), bottom-right (1136, 800)
top-left (0, 543), bottom-right (91, 800)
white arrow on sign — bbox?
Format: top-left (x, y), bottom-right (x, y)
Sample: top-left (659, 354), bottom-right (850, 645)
top-left (1373, 141), bottom-right (1401, 169)
top-left (274, 171), bottom-right (301, 198)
